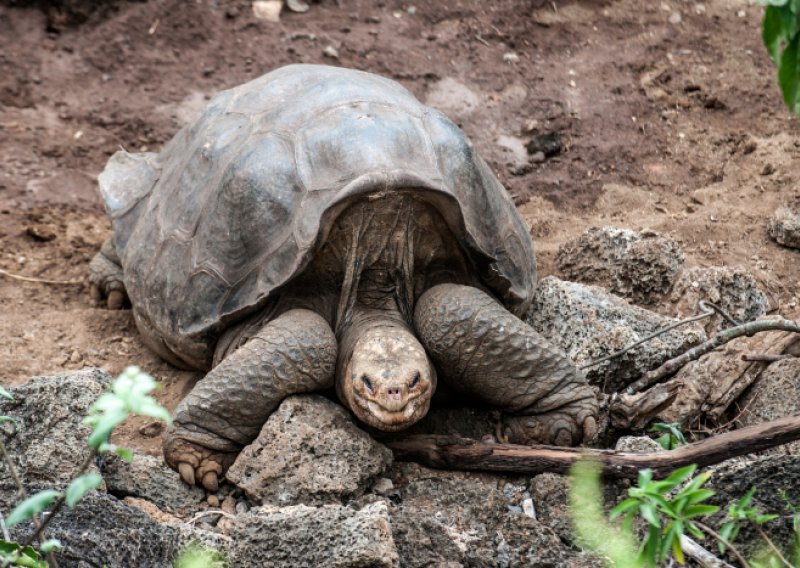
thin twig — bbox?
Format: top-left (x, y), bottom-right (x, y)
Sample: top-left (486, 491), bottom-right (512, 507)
top-left (679, 534), bottom-right (735, 568)
top-left (582, 301), bottom-right (739, 370)
top-left (0, 510), bottom-right (10, 541)
top-left (741, 353), bottom-right (794, 363)
top-left (753, 523), bottom-right (793, 568)
top-left (0, 268), bottom-right (82, 286)
top-left (0, 440), bottom-right (59, 567)
top-left (582, 307), bottom-right (713, 370)
top-left (626, 319), bottom-right (800, 394)
top-left (22, 450), bottom-right (96, 548)
top-left (694, 521), bottom-right (751, 568)
top-left (184, 510), bottom-right (236, 526)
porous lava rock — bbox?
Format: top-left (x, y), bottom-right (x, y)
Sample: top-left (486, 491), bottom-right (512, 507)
top-left (769, 203), bottom-right (800, 249)
top-left (528, 276), bottom-right (706, 391)
top-left (669, 266), bottom-right (768, 334)
top-left (226, 395), bottom-right (393, 505)
top-left (556, 226), bottom-right (684, 305)
top-left (228, 501), bottom-right (399, 567)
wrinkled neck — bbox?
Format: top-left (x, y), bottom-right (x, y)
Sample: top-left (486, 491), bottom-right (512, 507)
top-left (337, 303), bottom-right (409, 362)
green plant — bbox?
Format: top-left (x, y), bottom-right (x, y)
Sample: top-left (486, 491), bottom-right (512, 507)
top-left (759, 0), bottom-right (800, 114)
top-left (649, 423), bottom-right (687, 451)
top-left (174, 543), bottom-right (228, 568)
top-left (609, 464), bottom-right (720, 566)
top-left (569, 460), bottom-right (800, 568)
top-left (0, 367), bottom-right (171, 568)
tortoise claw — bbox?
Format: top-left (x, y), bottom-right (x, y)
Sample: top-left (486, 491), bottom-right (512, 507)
top-left (202, 471), bottom-right (219, 492)
top-left (107, 290), bottom-right (125, 310)
top-left (178, 462), bottom-right (196, 486)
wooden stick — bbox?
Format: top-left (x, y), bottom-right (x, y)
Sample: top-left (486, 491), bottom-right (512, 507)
top-left (0, 268), bottom-right (82, 286)
top-left (386, 414), bottom-right (800, 479)
top-left (626, 319), bottom-right (800, 394)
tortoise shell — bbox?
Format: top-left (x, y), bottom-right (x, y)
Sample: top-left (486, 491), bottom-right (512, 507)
top-left (98, 64), bottom-right (536, 368)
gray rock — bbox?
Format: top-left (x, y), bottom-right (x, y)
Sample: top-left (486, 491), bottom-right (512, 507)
top-left (0, 369), bottom-right (109, 497)
top-left (395, 463), bottom-right (599, 567)
top-left (614, 436), bottom-right (665, 454)
top-left (16, 491), bottom-right (177, 568)
top-left (528, 277), bottom-right (706, 392)
top-left (389, 509), bottom-right (464, 567)
top-left (226, 395), bottom-right (393, 505)
top-left (769, 203), bottom-right (800, 249)
top-left (737, 358), bottom-right (800, 454)
top-left (706, 456), bottom-right (800, 556)
top-left (102, 452), bottom-right (205, 512)
top-left (557, 227), bottom-right (684, 305)
top-left (669, 266), bottom-right (769, 334)
top-left (228, 501), bottom-right (399, 567)
top-left (529, 473), bottom-right (571, 542)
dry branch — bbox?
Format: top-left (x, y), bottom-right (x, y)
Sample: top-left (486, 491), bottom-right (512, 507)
top-left (386, 414), bottom-right (800, 479)
top-left (626, 319), bottom-right (800, 395)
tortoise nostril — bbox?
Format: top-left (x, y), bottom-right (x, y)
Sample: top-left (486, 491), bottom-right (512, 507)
top-left (361, 375), bottom-right (374, 393)
top-left (387, 386), bottom-right (402, 399)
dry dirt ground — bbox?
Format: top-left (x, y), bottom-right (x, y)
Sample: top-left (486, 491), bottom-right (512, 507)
top-left (1, 0), bottom-right (798, 456)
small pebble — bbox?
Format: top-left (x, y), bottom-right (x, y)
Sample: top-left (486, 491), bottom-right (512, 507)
top-left (372, 477), bottom-right (394, 495)
top-left (503, 52), bottom-right (520, 64)
top-left (252, 0), bottom-right (282, 22)
top-left (523, 498), bottom-right (536, 519)
top-left (235, 500), bottom-right (250, 514)
top-left (221, 495), bottom-right (236, 515)
top-left (207, 495), bottom-right (220, 508)
top-left (323, 45), bottom-right (339, 59)
top-left (737, 10), bottom-right (746, 18)
top-left (669, 11), bottom-right (682, 24)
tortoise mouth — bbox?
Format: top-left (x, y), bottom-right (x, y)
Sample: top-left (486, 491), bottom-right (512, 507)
top-left (351, 390), bottom-right (431, 431)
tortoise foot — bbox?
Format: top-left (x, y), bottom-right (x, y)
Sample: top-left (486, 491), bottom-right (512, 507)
top-left (88, 238), bottom-right (128, 309)
top-left (163, 434), bottom-right (238, 492)
top-left (502, 402), bottom-right (598, 447)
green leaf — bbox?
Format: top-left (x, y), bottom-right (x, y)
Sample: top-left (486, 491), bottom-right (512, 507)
top-left (66, 472), bottom-right (103, 506)
top-left (610, 498), bottom-right (640, 519)
top-left (687, 522), bottom-right (705, 540)
top-left (637, 469), bottom-right (653, 488)
top-left (85, 406), bottom-right (127, 449)
top-left (0, 416), bottom-right (20, 426)
top-left (683, 489), bottom-right (716, 506)
top-left (683, 504), bottom-right (721, 518)
top-left (671, 529), bottom-right (685, 564)
top-left (663, 464), bottom-right (697, 488)
top-left (6, 490), bottom-right (61, 527)
top-left (0, 386), bottom-right (14, 401)
top-left (641, 502), bottom-right (660, 527)
top-left (39, 539), bottom-right (63, 553)
top-left (654, 433), bottom-right (672, 450)
top-left (98, 442), bottom-right (133, 462)
top-left (754, 513), bottom-right (780, 524)
top-left (779, 33), bottom-right (800, 114)
top-left (758, 0), bottom-right (790, 7)
top-left (0, 542), bottom-right (48, 568)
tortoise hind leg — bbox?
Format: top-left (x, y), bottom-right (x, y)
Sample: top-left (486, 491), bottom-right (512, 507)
top-left (414, 284), bottom-right (598, 446)
top-left (88, 237), bottom-right (128, 309)
top-left (163, 309), bottom-right (337, 491)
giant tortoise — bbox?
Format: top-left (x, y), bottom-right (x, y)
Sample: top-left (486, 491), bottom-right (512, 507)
top-left (89, 64), bottom-right (598, 490)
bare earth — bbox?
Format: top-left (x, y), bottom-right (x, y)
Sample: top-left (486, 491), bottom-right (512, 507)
top-left (1, 0), bottom-right (798, 456)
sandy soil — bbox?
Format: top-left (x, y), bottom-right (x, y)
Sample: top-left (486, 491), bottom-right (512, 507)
top-left (1, 0), bottom-right (798, 455)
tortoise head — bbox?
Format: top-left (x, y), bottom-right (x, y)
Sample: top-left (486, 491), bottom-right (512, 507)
top-left (337, 325), bottom-right (435, 431)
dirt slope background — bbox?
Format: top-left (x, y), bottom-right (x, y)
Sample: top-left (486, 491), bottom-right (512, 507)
top-left (1, 0), bottom-right (798, 454)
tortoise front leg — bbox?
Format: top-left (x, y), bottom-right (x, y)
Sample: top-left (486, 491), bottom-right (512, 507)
top-left (163, 309), bottom-right (337, 491)
top-left (414, 284), bottom-right (598, 446)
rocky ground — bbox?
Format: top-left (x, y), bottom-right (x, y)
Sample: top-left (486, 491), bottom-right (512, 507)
top-left (2, 0), bottom-right (800, 566)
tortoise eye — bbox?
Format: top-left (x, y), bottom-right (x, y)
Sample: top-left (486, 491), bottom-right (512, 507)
top-left (361, 375), bottom-right (374, 393)
top-left (409, 372), bottom-right (420, 388)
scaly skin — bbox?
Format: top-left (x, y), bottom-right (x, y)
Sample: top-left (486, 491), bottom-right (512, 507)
top-left (414, 284), bottom-right (598, 446)
top-left (162, 309), bottom-right (337, 490)
top-left (88, 237), bottom-right (128, 309)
